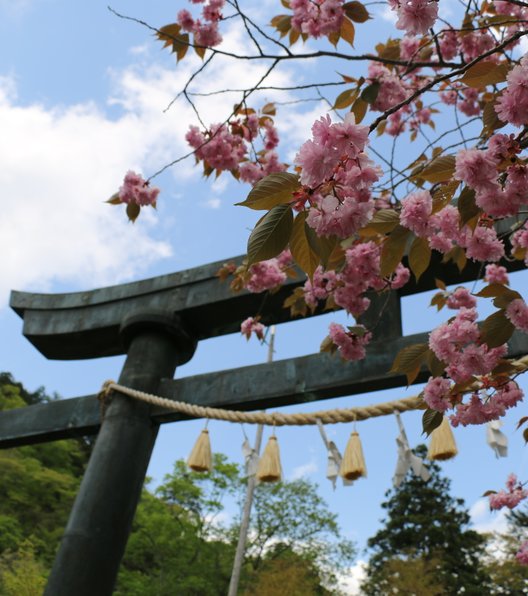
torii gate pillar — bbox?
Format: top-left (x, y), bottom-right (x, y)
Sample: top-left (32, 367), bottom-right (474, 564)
top-left (44, 312), bottom-right (196, 596)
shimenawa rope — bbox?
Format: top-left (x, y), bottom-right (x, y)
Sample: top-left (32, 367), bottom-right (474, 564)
top-left (97, 354), bottom-right (528, 426)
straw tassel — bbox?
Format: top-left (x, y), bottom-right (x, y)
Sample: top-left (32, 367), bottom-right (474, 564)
top-left (256, 435), bottom-right (282, 482)
top-left (428, 417), bottom-right (458, 461)
top-left (187, 428), bottom-right (212, 472)
top-left (340, 431), bottom-right (367, 481)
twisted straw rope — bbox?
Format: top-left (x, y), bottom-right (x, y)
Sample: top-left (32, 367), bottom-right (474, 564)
top-left (98, 354), bottom-right (528, 426)
top-left (99, 380), bottom-right (423, 425)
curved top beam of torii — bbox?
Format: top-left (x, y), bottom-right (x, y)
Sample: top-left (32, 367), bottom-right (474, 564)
top-left (9, 250), bottom-right (525, 361)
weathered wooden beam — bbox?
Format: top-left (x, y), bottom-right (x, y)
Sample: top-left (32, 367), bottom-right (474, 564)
top-left (11, 251), bottom-right (526, 360)
top-left (3, 330), bottom-right (528, 449)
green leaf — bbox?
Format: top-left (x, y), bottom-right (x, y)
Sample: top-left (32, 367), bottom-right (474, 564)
top-left (457, 187), bottom-right (480, 226)
top-left (480, 310), bottom-right (515, 348)
top-left (432, 180), bottom-right (459, 213)
top-left (523, 427), bottom-right (528, 444)
top-left (236, 172), bottom-right (300, 210)
top-left (418, 155), bottom-right (456, 184)
top-left (312, 234), bottom-right (339, 269)
top-left (516, 416), bottom-right (528, 430)
top-left (126, 203), bottom-right (140, 223)
top-left (459, 61), bottom-right (509, 89)
top-left (391, 342), bottom-right (429, 385)
top-left (380, 225), bottom-right (411, 278)
top-left (409, 236), bottom-right (431, 282)
top-left (474, 284), bottom-right (519, 299)
top-left (351, 97), bottom-right (368, 123)
top-left (343, 1), bottom-right (370, 22)
top-left (340, 17), bottom-right (355, 46)
top-left (261, 102), bottom-right (276, 115)
top-left (360, 81), bottom-right (380, 104)
top-left (289, 212), bottom-right (320, 279)
top-left (247, 204), bottom-right (293, 265)
top-left (422, 409), bottom-right (443, 437)
top-left (334, 88), bottom-right (356, 110)
top-left (426, 349), bottom-right (446, 377)
top-left (347, 325), bottom-right (368, 337)
top-left (482, 99), bottom-right (506, 135)
top-left (173, 33), bottom-right (190, 62)
top-left (106, 192), bottom-right (122, 205)
top-left (157, 23), bottom-right (182, 49)
top-left (368, 208), bottom-right (400, 233)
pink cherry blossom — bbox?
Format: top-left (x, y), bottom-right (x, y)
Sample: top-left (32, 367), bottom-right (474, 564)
top-left (400, 190), bottom-right (432, 237)
top-left (495, 56), bottom-right (528, 127)
top-left (484, 264), bottom-right (509, 285)
top-left (465, 227), bottom-right (505, 263)
top-left (241, 317), bottom-right (265, 341)
top-left (489, 473), bottom-right (528, 510)
top-left (506, 299), bottom-right (528, 333)
top-left (394, 0), bottom-right (438, 35)
top-left (118, 171), bottom-right (160, 207)
top-left (328, 322), bottom-right (371, 361)
top-left (446, 287), bottom-right (477, 310)
top-left (516, 541), bottom-right (528, 565)
top-left (424, 376), bottom-right (452, 412)
top-left (290, 0), bottom-right (344, 38)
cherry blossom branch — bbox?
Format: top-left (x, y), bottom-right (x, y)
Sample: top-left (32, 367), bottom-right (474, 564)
top-left (369, 29), bottom-right (528, 133)
top-left (108, 6), bottom-right (461, 69)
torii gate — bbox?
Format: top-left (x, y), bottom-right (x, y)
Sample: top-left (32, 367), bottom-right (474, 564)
top-left (2, 252), bottom-right (527, 595)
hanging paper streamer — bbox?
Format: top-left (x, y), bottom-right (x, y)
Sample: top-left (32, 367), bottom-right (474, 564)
top-left (393, 412), bottom-right (430, 487)
top-left (340, 430), bottom-right (367, 481)
top-left (428, 417), bottom-right (458, 461)
top-left (188, 428), bottom-right (212, 472)
top-left (257, 435), bottom-right (282, 483)
top-left (486, 420), bottom-right (508, 458)
top-left (316, 419), bottom-right (352, 489)
top-left (241, 437), bottom-right (259, 477)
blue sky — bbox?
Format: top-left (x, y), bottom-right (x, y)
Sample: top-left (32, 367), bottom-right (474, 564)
top-left (1, 1), bottom-right (527, 591)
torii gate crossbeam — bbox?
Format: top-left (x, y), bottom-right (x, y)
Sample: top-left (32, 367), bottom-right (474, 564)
top-left (3, 252), bottom-right (527, 595)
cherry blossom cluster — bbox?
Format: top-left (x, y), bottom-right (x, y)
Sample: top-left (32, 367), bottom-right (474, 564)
top-left (428, 307), bottom-right (507, 384)
top-left (389, 0), bottom-right (438, 36)
top-left (241, 316), bottom-right (265, 341)
top-left (489, 473), bottom-right (528, 510)
top-left (186, 111), bottom-right (286, 183)
top-left (118, 171), bottom-right (160, 207)
top-left (450, 382), bottom-right (523, 426)
top-left (177, 0), bottom-right (225, 48)
top-left (421, 304), bottom-right (524, 425)
top-left (295, 113), bottom-right (381, 238)
top-left (516, 541), bottom-right (528, 566)
top-left (245, 250), bottom-right (293, 294)
top-left (484, 264), bottom-right (509, 285)
top-left (496, 55), bottom-right (528, 127)
top-left (399, 190), bottom-right (503, 262)
top-left (290, 0), bottom-right (344, 38)
top-left (327, 322), bottom-right (371, 361)
top-left (506, 299), bottom-right (528, 334)
top-left (455, 134), bottom-right (525, 219)
top-left (304, 241), bottom-right (408, 319)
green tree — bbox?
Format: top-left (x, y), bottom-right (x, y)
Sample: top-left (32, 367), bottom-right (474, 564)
top-left (0, 374), bottom-right (90, 565)
top-left (0, 539), bottom-right (47, 596)
top-left (485, 504), bottom-right (528, 594)
top-left (116, 454), bottom-right (355, 595)
top-left (362, 445), bottom-right (491, 595)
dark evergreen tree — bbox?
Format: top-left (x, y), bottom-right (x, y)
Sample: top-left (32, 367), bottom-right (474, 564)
top-left (362, 445), bottom-right (492, 595)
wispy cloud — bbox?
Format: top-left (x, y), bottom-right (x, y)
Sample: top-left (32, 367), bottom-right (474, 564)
top-left (291, 460), bottom-right (318, 479)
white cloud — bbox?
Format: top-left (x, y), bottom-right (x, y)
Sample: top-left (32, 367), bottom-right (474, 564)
top-left (339, 560), bottom-right (367, 595)
top-left (291, 460), bottom-right (318, 479)
top-left (470, 498), bottom-right (509, 534)
top-left (0, 20), bottom-right (301, 306)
